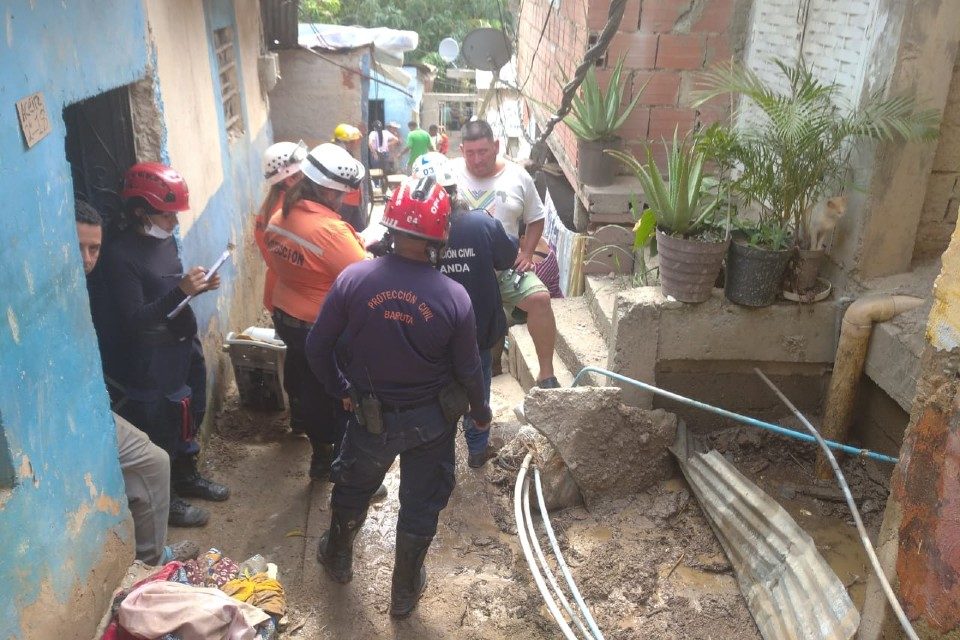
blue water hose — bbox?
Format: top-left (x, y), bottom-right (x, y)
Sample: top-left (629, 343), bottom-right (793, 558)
top-left (571, 366), bottom-right (898, 465)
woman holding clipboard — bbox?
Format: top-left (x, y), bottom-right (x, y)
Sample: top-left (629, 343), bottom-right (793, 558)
top-left (99, 162), bottom-right (230, 528)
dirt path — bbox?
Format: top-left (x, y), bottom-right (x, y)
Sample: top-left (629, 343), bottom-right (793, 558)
top-left (168, 370), bottom-right (883, 639)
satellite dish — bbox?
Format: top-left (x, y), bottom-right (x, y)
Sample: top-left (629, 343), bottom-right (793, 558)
top-left (438, 38), bottom-right (460, 64)
top-left (461, 28), bottom-right (511, 71)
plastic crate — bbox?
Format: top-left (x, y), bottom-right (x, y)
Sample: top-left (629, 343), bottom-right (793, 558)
top-left (223, 327), bottom-right (286, 411)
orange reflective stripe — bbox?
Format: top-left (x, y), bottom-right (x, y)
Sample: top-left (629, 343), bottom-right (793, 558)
top-left (265, 223), bottom-right (325, 256)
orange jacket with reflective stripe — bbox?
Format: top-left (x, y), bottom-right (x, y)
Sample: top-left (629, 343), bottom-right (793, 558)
top-left (254, 189), bottom-right (284, 313)
top-left (264, 200), bottom-right (366, 323)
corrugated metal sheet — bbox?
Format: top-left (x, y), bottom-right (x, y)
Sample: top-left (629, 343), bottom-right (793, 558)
top-left (670, 425), bottom-right (860, 640)
top-left (261, 0), bottom-right (299, 50)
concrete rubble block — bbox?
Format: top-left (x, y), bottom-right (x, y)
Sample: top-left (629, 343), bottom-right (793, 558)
top-left (502, 425), bottom-right (583, 511)
top-left (524, 386), bottom-right (677, 508)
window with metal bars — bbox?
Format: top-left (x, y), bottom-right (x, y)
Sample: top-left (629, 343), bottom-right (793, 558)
top-left (213, 27), bottom-right (244, 140)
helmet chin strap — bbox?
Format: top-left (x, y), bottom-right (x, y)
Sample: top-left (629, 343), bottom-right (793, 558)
top-left (426, 240), bottom-right (446, 270)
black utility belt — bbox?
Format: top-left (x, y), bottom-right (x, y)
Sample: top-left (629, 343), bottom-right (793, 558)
top-left (273, 308), bottom-right (314, 329)
top-left (139, 325), bottom-right (189, 347)
top-left (349, 381), bottom-right (470, 434)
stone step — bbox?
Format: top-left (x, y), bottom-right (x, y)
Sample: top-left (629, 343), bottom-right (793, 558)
top-left (584, 275), bottom-right (632, 337)
top-left (507, 322), bottom-right (574, 392)
top-left (552, 296), bottom-right (609, 387)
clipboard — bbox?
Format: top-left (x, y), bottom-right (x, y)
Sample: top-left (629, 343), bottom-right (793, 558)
top-left (166, 249), bottom-right (231, 320)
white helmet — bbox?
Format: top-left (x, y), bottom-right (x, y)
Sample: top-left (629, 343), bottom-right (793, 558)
top-left (300, 143), bottom-right (366, 192)
top-left (411, 152), bottom-right (456, 187)
top-left (263, 141), bottom-right (307, 186)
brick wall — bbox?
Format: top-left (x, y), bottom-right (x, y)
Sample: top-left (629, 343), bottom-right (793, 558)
top-left (516, 0), bottom-right (749, 187)
top-left (916, 56), bottom-right (960, 259)
top-left (514, 0), bottom-right (588, 177)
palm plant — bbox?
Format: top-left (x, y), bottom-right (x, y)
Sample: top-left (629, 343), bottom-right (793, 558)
top-left (563, 56), bottom-right (644, 142)
top-left (693, 59), bottom-right (940, 249)
top-left (607, 130), bottom-right (720, 237)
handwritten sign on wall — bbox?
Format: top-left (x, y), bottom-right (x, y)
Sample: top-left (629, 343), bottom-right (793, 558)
top-left (16, 92), bottom-right (52, 148)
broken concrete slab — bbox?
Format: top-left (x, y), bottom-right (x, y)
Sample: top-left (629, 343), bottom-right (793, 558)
top-left (500, 425), bottom-right (582, 511)
top-left (524, 386), bottom-right (677, 507)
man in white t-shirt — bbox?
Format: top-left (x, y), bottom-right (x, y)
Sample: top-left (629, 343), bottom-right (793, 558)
top-left (367, 120), bottom-right (399, 176)
top-left (452, 120), bottom-right (559, 388)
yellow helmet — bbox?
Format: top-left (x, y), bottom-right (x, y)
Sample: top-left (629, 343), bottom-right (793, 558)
top-left (333, 123), bottom-right (361, 142)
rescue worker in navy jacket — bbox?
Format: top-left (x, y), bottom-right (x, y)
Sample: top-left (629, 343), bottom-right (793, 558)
top-left (305, 176), bottom-right (491, 618)
top-left (411, 152), bottom-right (519, 468)
top-left (99, 162), bottom-right (230, 528)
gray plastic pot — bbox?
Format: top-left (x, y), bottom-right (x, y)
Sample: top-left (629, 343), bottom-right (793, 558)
top-left (578, 138), bottom-right (620, 187)
top-left (656, 229), bottom-right (729, 303)
top-left (724, 236), bottom-right (792, 307)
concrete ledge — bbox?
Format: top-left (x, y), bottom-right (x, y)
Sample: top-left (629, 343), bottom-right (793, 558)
top-left (584, 275), bottom-right (631, 336)
top-left (580, 174), bottom-right (644, 215)
top-left (863, 311), bottom-right (926, 412)
top-left (657, 289), bottom-right (839, 363)
top-left (553, 296), bottom-right (609, 386)
top-left (507, 323), bottom-right (574, 391)
top-left (609, 286), bottom-right (840, 408)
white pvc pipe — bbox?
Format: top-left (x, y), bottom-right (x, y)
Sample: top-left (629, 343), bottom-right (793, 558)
top-left (514, 453), bottom-right (579, 640)
top-left (523, 468), bottom-right (594, 638)
top-left (534, 468), bottom-right (606, 640)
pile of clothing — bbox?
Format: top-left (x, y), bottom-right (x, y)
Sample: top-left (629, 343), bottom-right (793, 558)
top-left (101, 549), bottom-right (286, 640)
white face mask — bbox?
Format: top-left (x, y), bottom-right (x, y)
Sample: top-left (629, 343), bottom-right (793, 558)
top-left (144, 222), bottom-right (175, 240)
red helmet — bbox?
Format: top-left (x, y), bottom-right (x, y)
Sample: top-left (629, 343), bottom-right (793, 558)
top-left (381, 176), bottom-right (451, 242)
top-left (121, 162), bottom-right (190, 212)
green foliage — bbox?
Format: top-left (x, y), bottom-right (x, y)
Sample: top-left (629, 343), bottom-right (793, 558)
top-left (305, 0), bottom-right (509, 63)
top-left (562, 57), bottom-right (645, 142)
top-left (693, 58), bottom-right (940, 249)
top-left (607, 130), bottom-right (719, 237)
top-left (300, 0), bottom-right (342, 22)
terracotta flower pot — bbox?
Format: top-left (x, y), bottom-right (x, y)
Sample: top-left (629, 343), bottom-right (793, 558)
top-left (785, 248), bottom-right (825, 293)
top-left (656, 229), bottom-right (729, 303)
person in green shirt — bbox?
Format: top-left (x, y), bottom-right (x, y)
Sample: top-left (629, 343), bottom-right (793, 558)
top-left (399, 120), bottom-right (434, 173)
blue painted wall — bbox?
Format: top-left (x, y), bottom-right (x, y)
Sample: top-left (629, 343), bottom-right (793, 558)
top-left (0, 1), bottom-right (150, 636)
top-left (187, 0), bottom-right (271, 332)
top-left (0, 1), bottom-right (271, 636)
top-left (372, 65), bottom-right (425, 140)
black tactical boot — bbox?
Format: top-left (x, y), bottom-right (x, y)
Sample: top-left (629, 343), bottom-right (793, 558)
top-left (309, 443), bottom-right (335, 480)
top-left (172, 458), bottom-right (230, 502)
top-left (316, 507), bottom-right (366, 583)
top-left (167, 495), bottom-right (210, 528)
top-left (390, 531), bottom-right (432, 618)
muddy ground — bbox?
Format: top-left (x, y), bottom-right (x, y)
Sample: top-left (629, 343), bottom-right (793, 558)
top-left (167, 371), bottom-right (889, 639)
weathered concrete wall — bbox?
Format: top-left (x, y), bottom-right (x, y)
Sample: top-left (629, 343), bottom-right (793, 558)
top-left (270, 48), bottom-right (366, 149)
top-left (861, 202), bottom-right (960, 638)
top-left (833, 1), bottom-right (959, 279)
top-left (2, 1), bottom-right (270, 634)
top-left (916, 55), bottom-right (960, 259)
top-left (0, 2), bottom-right (149, 638)
top-left (609, 287), bottom-right (836, 412)
top-left (145, 0), bottom-right (273, 434)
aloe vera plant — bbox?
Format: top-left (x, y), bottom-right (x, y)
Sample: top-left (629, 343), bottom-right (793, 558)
top-left (563, 56), bottom-right (644, 142)
top-left (607, 130), bottom-right (719, 237)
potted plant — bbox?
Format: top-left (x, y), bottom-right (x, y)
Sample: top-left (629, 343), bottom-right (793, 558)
top-left (563, 56), bottom-right (644, 187)
top-left (694, 59), bottom-right (939, 306)
top-left (608, 130), bottom-right (729, 303)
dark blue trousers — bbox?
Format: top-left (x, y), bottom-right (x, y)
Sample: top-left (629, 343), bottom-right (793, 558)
top-left (119, 336), bottom-right (205, 462)
top-left (331, 402), bottom-right (456, 537)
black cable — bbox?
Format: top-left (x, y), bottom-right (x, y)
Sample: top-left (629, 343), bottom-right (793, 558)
top-left (518, 1), bottom-right (553, 93)
top-left (529, 0), bottom-right (628, 166)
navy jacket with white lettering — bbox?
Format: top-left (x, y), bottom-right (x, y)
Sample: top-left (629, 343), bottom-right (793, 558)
top-left (440, 207), bottom-right (519, 350)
